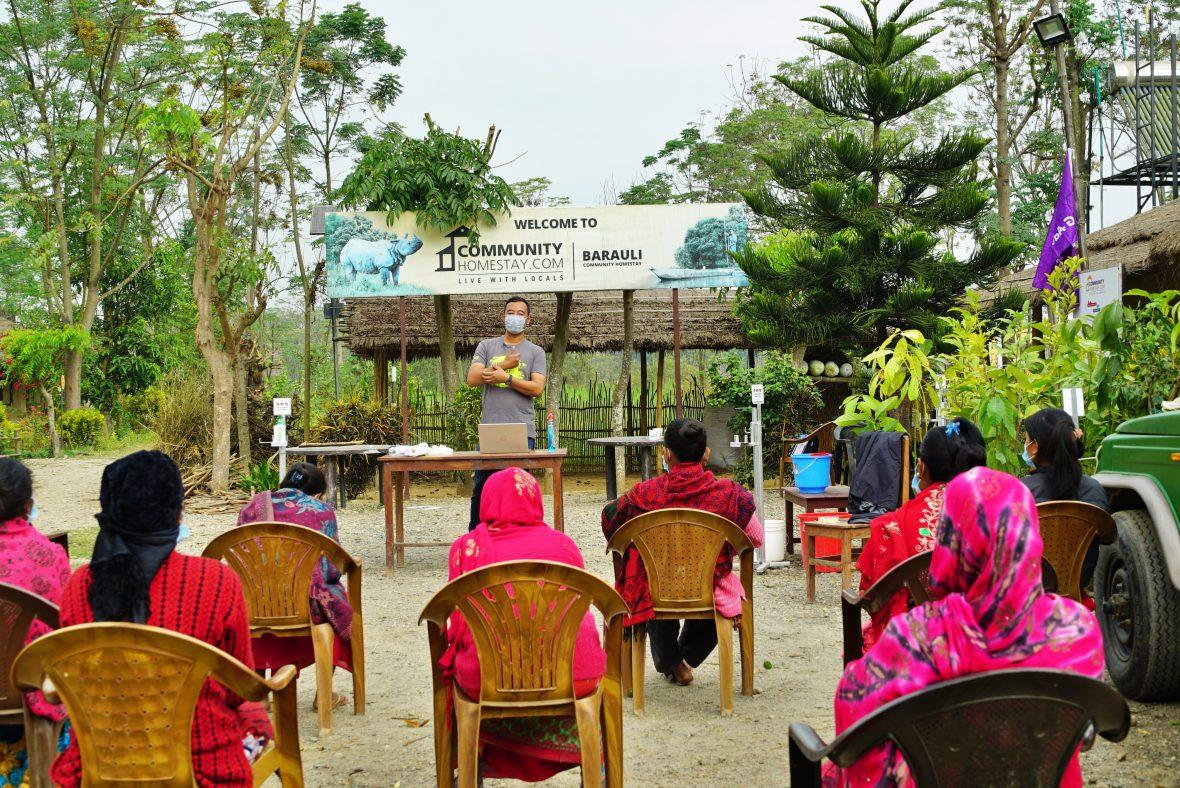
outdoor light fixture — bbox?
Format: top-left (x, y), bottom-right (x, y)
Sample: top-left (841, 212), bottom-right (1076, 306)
top-left (1033, 13), bottom-right (1072, 48)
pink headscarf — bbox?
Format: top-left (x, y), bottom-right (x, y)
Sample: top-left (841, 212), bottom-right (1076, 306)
top-left (827, 468), bottom-right (1104, 787)
top-left (441, 468), bottom-right (605, 699)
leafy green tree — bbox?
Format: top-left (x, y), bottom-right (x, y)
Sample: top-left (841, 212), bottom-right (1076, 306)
top-left (510, 177), bottom-right (571, 207)
top-left (0, 0), bottom-right (186, 408)
top-left (735, 0), bottom-right (1024, 352)
top-left (0, 326), bottom-right (88, 456)
top-left (286, 6), bottom-right (404, 434)
top-left (620, 59), bottom-right (831, 205)
top-left (298, 2), bottom-right (405, 198)
top-left (337, 117), bottom-right (516, 398)
top-left (141, 0), bottom-right (315, 490)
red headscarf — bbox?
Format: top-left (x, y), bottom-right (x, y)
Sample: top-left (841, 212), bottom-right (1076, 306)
top-left (441, 468), bottom-right (605, 700)
top-left (479, 467), bottom-right (547, 532)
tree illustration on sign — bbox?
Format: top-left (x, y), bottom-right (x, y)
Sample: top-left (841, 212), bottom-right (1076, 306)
top-left (674, 206), bottom-right (748, 269)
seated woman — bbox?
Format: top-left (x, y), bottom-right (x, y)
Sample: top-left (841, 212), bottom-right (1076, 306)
top-left (237, 462), bottom-right (353, 701)
top-left (601, 418), bottom-right (763, 687)
top-left (1022, 407), bottom-right (1110, 589)
top-left (855, 417), bottom-right (986, 650)
top-left (0, 458), bottom-right (71, 786)
top-left (53, 451), bottom-right (272, 787)
top-left (1022, 407), bottom-right (1108, 508)
top-left (442, 467), bottom-right (605, 783)
top-left (826, 468), bottom-right (1102, 787)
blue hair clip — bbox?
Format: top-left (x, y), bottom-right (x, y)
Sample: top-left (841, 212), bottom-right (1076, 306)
top-left (944, 421), bottom-right (961, 437)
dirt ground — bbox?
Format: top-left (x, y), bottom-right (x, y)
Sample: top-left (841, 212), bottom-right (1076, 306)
top-left (24, 455), bottom-right (1180, 787)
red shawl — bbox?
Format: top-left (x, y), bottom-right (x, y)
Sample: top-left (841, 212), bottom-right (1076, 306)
top-left (601, 462), bottom-right (755, 626)
top-left (854, 482), bottom-right (945, 652)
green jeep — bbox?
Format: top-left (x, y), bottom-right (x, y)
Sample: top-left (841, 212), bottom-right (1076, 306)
top-left (1093, 411), bottom-right (1180, 700)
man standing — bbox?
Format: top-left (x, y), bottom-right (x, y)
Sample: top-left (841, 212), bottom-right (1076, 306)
top-left (465, 295), bottom-right (547, 528)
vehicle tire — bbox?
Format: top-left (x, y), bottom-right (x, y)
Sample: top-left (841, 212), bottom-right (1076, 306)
top-left (1095, 509), bottom-right (1180, 700)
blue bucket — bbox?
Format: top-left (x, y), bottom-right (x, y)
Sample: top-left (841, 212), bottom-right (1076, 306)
top-left (792, 452), bottom-right (831, 494)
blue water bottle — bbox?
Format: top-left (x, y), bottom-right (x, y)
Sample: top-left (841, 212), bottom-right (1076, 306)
top-left (547, 411), bottom-right (556, 451)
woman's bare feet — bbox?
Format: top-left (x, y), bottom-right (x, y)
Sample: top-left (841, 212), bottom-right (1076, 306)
top-left (665, 660), bottom-right (693, 686)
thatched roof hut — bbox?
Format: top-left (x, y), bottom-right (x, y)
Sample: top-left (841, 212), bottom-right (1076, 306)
top-left (340, 290), bottom-right (753, 359)
top-left (992, 200), bottom-right (1180, 298)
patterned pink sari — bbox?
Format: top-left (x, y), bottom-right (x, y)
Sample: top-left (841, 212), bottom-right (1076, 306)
top-left (827, 468), bottom-right (1103, 787)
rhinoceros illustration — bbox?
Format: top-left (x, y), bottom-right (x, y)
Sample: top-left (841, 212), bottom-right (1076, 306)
top-left (340, 234), bottom-right (424, 287)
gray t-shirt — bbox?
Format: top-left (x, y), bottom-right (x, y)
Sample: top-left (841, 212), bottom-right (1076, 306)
top-left (472, 337), bottom-right (547, 438)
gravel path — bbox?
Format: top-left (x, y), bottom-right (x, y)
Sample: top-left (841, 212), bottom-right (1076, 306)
top-left (25, 458), bottom-right (1180, 786)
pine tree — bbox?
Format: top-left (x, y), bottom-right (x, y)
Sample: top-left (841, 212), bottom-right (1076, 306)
top-left (734, 0), bottom-right (1024, 350)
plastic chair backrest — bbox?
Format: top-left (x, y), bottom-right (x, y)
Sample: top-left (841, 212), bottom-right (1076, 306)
top-left (819, 669), bottom-right (1130, 787)
top-left (841, 551), bottom-right (932, 664)
top-left (419, 560), bottom-right (627, 706)
top-left (0, 583), bottom-right (58, 721)
top-left (12, 623), bottom-right (272, 786)
top-left (203, 521), bottom-right (357, 629)
top-left (605, 508), bottom-right (753, 616)
top-left (1035, 502), bottom-right (1117, 602)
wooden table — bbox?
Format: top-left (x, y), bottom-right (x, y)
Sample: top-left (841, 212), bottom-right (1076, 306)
top-left (780, 485), bottom-right (850, 554)
top-left (587, 435), bottom-right (664, 500)
top-left (379, 450), bottom-right (568, 571)
top-left (42, 529), bottom-right (69, 554)
top-left (290, 444), bottom-right (391, 509)
top-left (803, 519), bottom-right (870, 602)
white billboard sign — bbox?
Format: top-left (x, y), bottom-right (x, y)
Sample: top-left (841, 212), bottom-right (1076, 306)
top-left (325, 203), bottom-right (749, 298)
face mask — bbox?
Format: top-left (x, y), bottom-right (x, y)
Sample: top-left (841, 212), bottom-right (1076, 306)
top-left (178, 513), bottom-right (190, 542)
top-left (505, 314), bottom-right (526, 334)
top-left (1022, 447), bottom-right (1036, 470)
top-left (911, 475), bottom-right (921, 495)
top-left (662, 457), bottom-right (670, 473)
top-left (27, 505), bottom-right (39, 522)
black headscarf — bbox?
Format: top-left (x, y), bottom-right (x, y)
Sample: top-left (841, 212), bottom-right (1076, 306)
top-left (89, 450), bottom-right (184, 624)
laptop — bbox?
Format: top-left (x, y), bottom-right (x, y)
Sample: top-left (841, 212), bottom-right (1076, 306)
top-left (478, 423), bottom-right (530, 454)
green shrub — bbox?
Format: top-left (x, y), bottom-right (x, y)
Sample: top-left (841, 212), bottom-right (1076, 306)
top-left (117, 388), bottom-right (166, 432)
top-left (707, 351), bottom-right (823, 485)
top-left (58, 407), bottom-right (106, 447)
top-left (445, 386), bottom-right (482, 451)
top-left (152, 368), bottom-right (213, 469)
top-left (311, 397), bottom-right (403, 496)
top-left (240, 459), bottom-right (280, 494)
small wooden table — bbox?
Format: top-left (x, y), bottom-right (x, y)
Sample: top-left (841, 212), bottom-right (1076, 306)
top-left (803, 519), bottom-right (871, 602)
top-left (290, 443), bottom-right (391, 509)
top-left (587, 435), bottom-right (664, 500)
top-left (42, 529), bottom-right (69, 555)
top-left (780, 485), bottom-right (850, 554)
top-left (379, 450), bottom-right (568, 571)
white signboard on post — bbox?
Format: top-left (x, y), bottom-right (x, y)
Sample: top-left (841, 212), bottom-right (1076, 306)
top-left (1076, 266), bottom-right (1122, 318)
top-left (751, 384), bottom-right (765, 405)
top-left (272, 398), bottom-right (292, 417)
top-left (325, 204), bottom-right (750, 298)
top-left (1063, 387), bottom-right (1085, 427)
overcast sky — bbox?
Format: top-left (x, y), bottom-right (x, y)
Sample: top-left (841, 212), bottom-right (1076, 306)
top-left (327, 0), bottom-right (1139, 225)
top-left (362, 0), bottom-right (836, 204)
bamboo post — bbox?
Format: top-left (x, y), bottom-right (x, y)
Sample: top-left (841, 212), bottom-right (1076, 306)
top-left (656, 349), bottom-right (666, 429)
top-left (612, 291), bottom-right (636, 494)
top-left (400, 296), bottom-right (409, 497)
top-left (673, 288), bottom-right (683, 418)
top-left (374, 349), bottom-right (388, 405)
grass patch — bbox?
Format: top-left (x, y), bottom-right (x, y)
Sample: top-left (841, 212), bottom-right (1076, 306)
top-left (67, 525), bottom-right (99, 561)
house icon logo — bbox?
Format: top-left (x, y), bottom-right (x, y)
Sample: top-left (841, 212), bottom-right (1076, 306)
top-left (435, 226), bottom-right (471, 272)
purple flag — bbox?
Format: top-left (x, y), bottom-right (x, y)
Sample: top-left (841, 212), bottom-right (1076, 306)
top-left (1034, 150), bottom-right (1079, 290)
